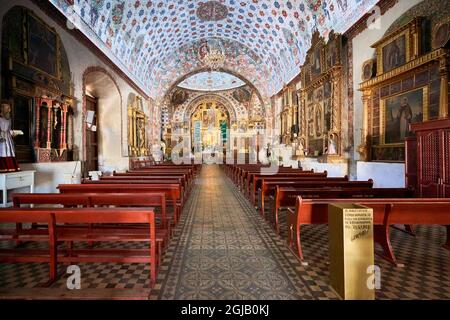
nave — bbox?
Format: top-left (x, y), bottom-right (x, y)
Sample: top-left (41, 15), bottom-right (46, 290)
top-left (1, 164), bottom-right (449, 300)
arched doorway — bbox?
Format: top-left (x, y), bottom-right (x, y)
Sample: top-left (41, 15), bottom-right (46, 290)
top-left (83, 68), bottom-right (122, 176)
top-left (190, 100), bottom-right (230, 155)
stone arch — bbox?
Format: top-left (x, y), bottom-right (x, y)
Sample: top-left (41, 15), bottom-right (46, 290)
top-left (82, 66), bottom-right (124, 174)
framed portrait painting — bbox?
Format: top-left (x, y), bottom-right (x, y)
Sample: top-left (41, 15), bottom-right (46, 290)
top-left (27, 12), bottom-right (60, 78)
top-left (381, 87), bottom-right (428, 145)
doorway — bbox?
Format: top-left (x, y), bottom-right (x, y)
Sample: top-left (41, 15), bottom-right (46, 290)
top-left (85, 95), bottom-right (98, 173)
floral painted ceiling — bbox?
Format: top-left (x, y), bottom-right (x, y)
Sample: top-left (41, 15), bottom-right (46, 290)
top-left (51, 0), bottom-right (378, 99)
top-left (178, 71), bottom-right (246, 91)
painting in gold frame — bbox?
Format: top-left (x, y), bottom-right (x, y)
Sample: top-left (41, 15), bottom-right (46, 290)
top-left (380, 86), bottom-right (428, 145)
top-left (26, 11), bottom-right (61, 79)
top-left (376, 28), bottom-right (411, 75)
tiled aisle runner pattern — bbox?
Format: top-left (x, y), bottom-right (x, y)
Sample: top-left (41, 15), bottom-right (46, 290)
top-left (153, 165), bottom-right (337, 299)
top-left (1, 164), bottom-right (450, 299)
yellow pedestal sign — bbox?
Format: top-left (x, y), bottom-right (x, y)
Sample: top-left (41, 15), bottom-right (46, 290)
top-left (328, 203), bottom-right (375, 300)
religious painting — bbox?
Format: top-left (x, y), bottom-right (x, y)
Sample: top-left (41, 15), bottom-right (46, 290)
top-left (325, 34), bottom-right (341, 69)
top-left (433, 20), bottom-right (450, 49)
top-left (314, 104), bottom-right (323, 137)
top-left (381, 87), bottom-right (427, 145)
top-left (311, 45), bottom-right (322, 76)
top-left (171, 89), bottom-right (189, 105)
top-left (27, 13), bottom-right (58, 77)
top-left (381, 34), bottom-right (406, 73)
top-left (232, 87), bottom-right (251, 103)
top-left (361, 59), bottom-right (375, 81)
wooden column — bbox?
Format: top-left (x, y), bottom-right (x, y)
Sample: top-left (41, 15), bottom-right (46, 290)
top-left (439, 56), bottom-right (449, 119)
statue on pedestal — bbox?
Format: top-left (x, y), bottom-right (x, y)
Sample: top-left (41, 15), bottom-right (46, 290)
top-left (0, 101), bottom-right (21, 172)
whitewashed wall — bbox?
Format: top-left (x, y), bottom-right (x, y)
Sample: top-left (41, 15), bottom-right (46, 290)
top-left (356, 161), bottom-right (405, 188)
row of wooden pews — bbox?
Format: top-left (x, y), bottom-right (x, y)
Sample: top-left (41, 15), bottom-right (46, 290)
top-left (225, 163), bottom-right (450, 267)
top-left (0, 163), bottom-right (198, 290)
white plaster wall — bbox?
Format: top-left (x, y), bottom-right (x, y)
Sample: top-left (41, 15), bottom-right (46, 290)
top-left (97, 94), bottom-right (128, 172)
top-left (300, 158), bottom-right (349, 177)
top-left (356, 161), bottom-right (405, 188)
top-left (20, 161), bottom-right (82, 193)
top-left (0, 0), bottom-right (152, 190)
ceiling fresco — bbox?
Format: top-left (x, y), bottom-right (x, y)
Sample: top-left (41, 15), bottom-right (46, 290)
top-left (50, 0), bottom-right (378, 99)
top-left (178, 71), bottom-right (246, 92)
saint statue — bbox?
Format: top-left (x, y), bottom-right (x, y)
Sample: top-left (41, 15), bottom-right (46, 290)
top-left (0, 101), bottom-right (21, 172)
top-left (327, 134), bottom-right (337, 155)
top-left (151, 139), bottom-right (163, 163)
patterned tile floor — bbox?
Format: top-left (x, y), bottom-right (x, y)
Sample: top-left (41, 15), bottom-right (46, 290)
top-left (1, 164), bottom-right (450, 299)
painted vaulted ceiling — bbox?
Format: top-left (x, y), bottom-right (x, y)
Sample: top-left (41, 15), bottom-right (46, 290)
top-left (178, 71), bottom-right (246, 91)
top-left (50, 0), bottom-right (378, 99)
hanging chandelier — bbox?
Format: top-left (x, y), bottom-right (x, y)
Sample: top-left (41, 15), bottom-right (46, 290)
top-left (202, 39), bottom-right (225, 70)
top-left (200, 1), bottom-right (225, 71)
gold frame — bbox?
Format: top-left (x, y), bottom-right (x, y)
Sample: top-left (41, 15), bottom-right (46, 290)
top-left (128, 96), bottom-right (149, 157)
top-left (380, 85), bottom-right (429, 146)
top-left (361, 59), bottom-right (375, 81)
top-left (376, 28), bottom-right (411, 75)
top-left (432, 17), bottom-right (450, 49)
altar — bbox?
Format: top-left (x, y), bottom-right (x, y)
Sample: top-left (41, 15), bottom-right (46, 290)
top-left (0, 170), bottom-right (35, 207)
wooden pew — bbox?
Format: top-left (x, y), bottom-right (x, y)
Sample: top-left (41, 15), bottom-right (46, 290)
top-left (259, 179), bottom-right (372, 217)
top-left (127, 168), bottom-right (194, 181)
top-left (101, 175), bottom-right (191, 193)
top-left (0, 210), bottom-right (57, 285)
top-left (248, 172), bottom-right (331, 205)
top-left (57, 184), bottom-right (183, 224)
top-left (236, 167), bottom-right (303, 190)
top-left (287, 196), bottom-right (450, 266)
top-left (12, 193), bottom-right (170, 259)
top-left (271, 186), bottom-right (413, 234)
top-left (0, 207), bottom-right (158, 287)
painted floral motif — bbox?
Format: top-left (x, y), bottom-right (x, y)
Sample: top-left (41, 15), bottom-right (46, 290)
top-left (49, 0), bottom-right (378, 99)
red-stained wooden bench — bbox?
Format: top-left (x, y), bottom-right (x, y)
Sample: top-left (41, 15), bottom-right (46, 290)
top-left (0, 210), bottom-right (57, 285)
top-left (12, 193), bottom-right (169, 263)
top-left (100, 175), bottom-right (191, 194)
top-left (271, 186), bottom-right (413, 234)
top-left (248, 173), bottom-right (332, 205)
top-left (259, 179), bottom-right (373, 217)
top-left (0, 207), bottom-right (158, 287)
top-left (57, 184), bottom-right (183, 224)
top-left (287, 196), bottom-right (450, 266)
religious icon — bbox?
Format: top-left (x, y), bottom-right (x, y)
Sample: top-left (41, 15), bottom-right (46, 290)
top-left (0, 101), bottom-right (22, 172)
top-left (383, 88), bottom-right (424, 144)
top-left (315, 106), bottom-right (322, 136)
top-left (382, 35), bottom-right (406, 73)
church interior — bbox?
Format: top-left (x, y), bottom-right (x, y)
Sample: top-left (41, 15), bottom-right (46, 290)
top-left (0, 0), bottom-right (449, 301)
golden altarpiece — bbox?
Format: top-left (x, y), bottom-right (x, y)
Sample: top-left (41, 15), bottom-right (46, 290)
top-left (128, 96), bottom-right (149, 157)
top-left (358, 17), bottom-right (449, 163)
top-left (1, 6), bottom-right (75, 163)
top-left (295, 31), bottom-right (345, 162)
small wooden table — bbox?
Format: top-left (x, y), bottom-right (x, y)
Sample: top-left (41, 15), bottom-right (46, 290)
top-left (0, 170), bottom-right (35, 207)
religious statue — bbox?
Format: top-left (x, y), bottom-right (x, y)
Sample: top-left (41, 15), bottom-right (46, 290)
top-left (296, 138), bottom-right (305, 156)
top-left (151, 139), bottom-right (163, 164)
top-left (0, 101), bottom-right (21, 172)
top-left (327, 133), bottom-right (337, 155)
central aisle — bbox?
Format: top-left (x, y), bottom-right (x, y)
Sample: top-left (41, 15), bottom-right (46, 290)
top-left (153, 164), bottom-right (337, 299)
